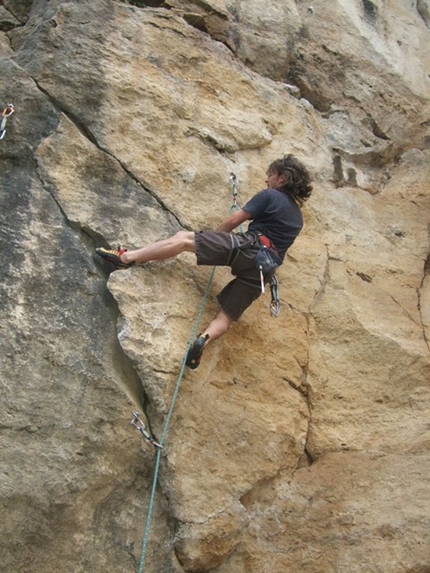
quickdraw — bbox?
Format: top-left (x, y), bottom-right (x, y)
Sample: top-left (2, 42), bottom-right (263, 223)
top-left (229, 172), bottom-right (245, 235)
top-left (0, 104), bottom-right (15, 140)
top-left (229, 172), bottom-right (239, 208)
top-left (270, 275), bottom-right (281, 318)
top-left (131, 411), bottom-right (162, 449)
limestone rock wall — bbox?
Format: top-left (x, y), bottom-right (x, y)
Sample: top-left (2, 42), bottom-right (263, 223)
top-left (1, 1), bottom-right (429, 572)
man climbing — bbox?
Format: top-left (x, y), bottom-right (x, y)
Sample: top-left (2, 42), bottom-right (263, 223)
top-left (96, 154), bottom-right (312, 369)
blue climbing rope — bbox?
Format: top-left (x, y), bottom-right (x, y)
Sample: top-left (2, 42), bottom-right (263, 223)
top-left (136, 175), bottom-right (240, 572)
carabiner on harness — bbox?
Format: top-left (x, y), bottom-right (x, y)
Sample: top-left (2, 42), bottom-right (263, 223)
top-left (0, 104), bottom-right (15, 140)
top-left (131, 411), bottom-right (162, 449)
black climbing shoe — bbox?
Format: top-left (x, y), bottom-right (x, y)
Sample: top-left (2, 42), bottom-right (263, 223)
top-left (95, 246), bottom-right (134, 269)
top-left (186, 334), bottom-right (210, 370)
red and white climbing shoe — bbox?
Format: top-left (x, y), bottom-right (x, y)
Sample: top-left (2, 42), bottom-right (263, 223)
top-left (186, 334), bottom-right (210, 370)
top-left (95, 246), bottom-right (134, 269)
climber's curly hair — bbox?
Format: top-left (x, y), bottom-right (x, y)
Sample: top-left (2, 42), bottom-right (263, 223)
top-left (268, 154), bottom-right (313, 206)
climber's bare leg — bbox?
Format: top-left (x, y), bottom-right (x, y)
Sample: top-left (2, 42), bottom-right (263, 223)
top-left (201, 309), bottom-right (233, 346)
top-left (121, 231), bottom-right (196, 264)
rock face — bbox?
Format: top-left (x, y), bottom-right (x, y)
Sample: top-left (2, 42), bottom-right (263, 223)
top-left (1, 1), bottom-right (429, 572)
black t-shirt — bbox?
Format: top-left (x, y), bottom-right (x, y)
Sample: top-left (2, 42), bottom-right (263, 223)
top-left (243, 188), bottom-right (303, 261)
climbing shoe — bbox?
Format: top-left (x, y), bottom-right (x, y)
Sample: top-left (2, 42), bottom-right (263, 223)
top-left (95, 246), bottom-right (134, 269)
top-left (186, 334), bottom-right (210, 370)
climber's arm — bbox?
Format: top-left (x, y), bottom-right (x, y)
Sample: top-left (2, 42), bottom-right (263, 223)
top-left (215, 209), bottom-right (251, 232)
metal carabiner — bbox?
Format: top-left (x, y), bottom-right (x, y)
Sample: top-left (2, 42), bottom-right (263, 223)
top-left (2, 104), bottom-right (14, 117)
top-left (131, 411), bottom-right (162, 449)
top-left (0, 103), bottom-right (15, 140)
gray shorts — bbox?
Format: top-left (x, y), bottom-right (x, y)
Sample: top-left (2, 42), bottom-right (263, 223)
top-left (194, 231), bottom-right (262, 321)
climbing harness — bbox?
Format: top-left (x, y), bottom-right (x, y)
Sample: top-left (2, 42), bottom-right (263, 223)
top-left (254, 233), bottom-right (281, 294)
top-left (0, 104), bottom-right (15, 140)
top-left (131, 411), bottom-right (162, 449)
top-left (253, 234), bottom-right (282, 316)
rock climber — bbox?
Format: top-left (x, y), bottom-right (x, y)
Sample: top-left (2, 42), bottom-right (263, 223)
top-left (96, 154), bottom-right (312, 369)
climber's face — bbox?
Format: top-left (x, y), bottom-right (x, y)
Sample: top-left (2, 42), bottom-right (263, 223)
top-left (266, 170), bottom-right (287, 190)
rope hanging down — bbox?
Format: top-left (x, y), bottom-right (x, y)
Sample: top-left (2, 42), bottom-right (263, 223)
top-left (134, 174), bottom-right (239, 572)
top-left (136, 268), bottom-right (215, 573)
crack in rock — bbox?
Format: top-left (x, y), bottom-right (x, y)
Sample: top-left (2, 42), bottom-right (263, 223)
top-left (34, 80), bottom-right (190, 232)
top-left (28, 112), bottom-right (161, 444)
top-left (418, 249), bottom-right (430, 353)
